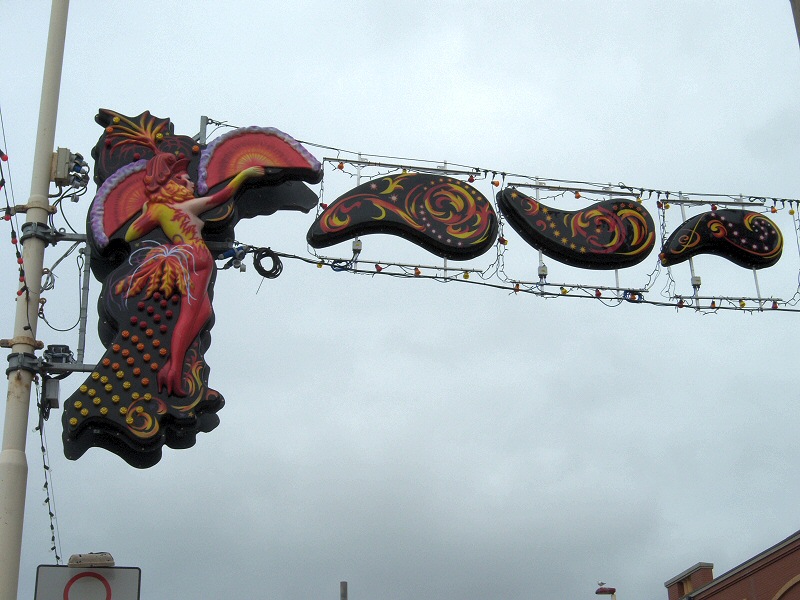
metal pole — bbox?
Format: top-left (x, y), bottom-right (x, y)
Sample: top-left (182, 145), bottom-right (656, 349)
top-left (752, 268), bottom-right (763, 309)
top-left (535, 181), bottom-right (547, 286)
top-left (76, 247), bottom-right (90, 363)
top-left (192, 115), bottom-right (208, 144)
top-left (791, 0), bottom-right (800, 50)
top-left (354, 154), bottom-right (362, 271)
top-left (0, 2), bottom-right (69, 599)
top-left (679, 196), bottom-right (700, 307)
top-left (340, 581), bottom-right (348, 600)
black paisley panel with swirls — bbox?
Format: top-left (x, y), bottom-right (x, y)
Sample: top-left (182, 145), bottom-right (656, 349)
top-left (307, 173), bottom-right (498, 261)
top-left (659, 209), bottom-right (782, 269)
top-left (497, 187), bottom-right (655, 269)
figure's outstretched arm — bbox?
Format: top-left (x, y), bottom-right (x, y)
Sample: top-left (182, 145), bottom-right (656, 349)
top-left (192, 166), bottom-right (265, 214)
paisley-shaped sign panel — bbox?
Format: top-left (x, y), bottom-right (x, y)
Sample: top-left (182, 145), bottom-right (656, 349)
top-left (497, 187), bottom-right (655, 269)
top-left (307, 173), bottom-right (498, 261)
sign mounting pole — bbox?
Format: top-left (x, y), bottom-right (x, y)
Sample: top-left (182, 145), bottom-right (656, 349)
top-left (0, 1), bottom-right (69, 598)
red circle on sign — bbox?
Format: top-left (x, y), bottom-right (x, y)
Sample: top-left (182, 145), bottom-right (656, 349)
top-left (63, 571), bottom-right (112, 600)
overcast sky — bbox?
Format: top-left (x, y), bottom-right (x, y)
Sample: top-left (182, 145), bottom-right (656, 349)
top-left (2, 2), bottom-right (800, 599)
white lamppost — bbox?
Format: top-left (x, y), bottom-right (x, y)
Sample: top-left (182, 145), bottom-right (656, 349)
top-left (0, 2), bottom-right (69, 599)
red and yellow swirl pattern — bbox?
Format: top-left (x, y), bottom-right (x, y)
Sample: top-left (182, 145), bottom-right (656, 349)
top-left (660, 209), bottom-right (782, 269)
top-left (308, 173), bottom-right (498, 261)
top-left (497, 187), bottom-right (655, 269)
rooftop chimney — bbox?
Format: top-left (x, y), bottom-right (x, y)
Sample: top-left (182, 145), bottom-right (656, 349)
top-left (665, 562), bottom-right (714, 600)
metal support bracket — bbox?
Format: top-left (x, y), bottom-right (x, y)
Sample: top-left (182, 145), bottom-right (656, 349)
top-left (20, 222), bottom-right (53, 244)
top-left (8, 203), bottom-right (57, 216)
top-left (0, 336), bottom-right (44, 350)
top-left (6, 352), bottom-right (41, 376)
top-left (41, 362), bottom-right (97, 375)
top-left (19, 222), bottom-right (86, 245)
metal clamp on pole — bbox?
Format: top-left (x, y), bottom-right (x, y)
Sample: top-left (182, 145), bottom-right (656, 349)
top-left (20, 222), bottom-right (86, 245)
top-left (6, 352), bottom-right (42, 376)
top-left (19, 221), bottom-right (54, 245)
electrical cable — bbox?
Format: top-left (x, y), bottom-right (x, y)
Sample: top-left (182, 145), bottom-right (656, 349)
top-left (34, 380), bottom-right (63, 565)
top-left (252, 247), bottom-right (283, 279)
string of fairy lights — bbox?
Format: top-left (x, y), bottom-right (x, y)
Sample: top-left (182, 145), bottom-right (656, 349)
top-left (190, 120), bottom-right (800, 315)
top-left (2, 114), bottom-right (800, 558)
top-left (34, 378), bottom-right (64, 564)
top-left (0, 102), bottom-right (64, 565)
top-left (258, 148), bottom-right (800, 314)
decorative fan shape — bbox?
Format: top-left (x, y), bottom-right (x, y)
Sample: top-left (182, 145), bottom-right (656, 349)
top-left (307, 173), bottom-right (498, 261)
top-left (660, 209), bottom-right (782, 269)
top-left (198, 127), bottom-right (322, 194)
top-left (497, 187), bottom-right (655, 269)
top-left (89, 160), bottom-right (148, 248)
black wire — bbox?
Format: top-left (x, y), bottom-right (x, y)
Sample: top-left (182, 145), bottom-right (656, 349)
top-left (35, 381), bottom-right (63, 564)
top-left (252, 247), bottom-right (283, 279)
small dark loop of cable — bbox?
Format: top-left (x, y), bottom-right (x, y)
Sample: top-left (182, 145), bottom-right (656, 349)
top-left (253, 247), bottom-right (283, 279)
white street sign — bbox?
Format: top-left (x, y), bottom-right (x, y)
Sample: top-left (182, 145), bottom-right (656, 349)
top-left (35, 565), bottom-right (140, 600)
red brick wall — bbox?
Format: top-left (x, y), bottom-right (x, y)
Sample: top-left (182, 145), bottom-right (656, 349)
top-left (694, 538), bottom-right (800, 600)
